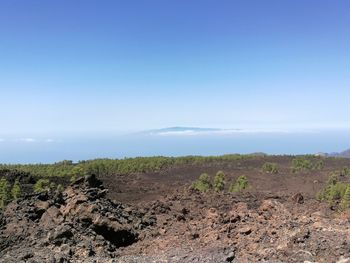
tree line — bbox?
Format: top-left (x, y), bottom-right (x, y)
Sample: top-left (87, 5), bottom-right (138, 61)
top-left (0, 155), bottom-right (253, 178)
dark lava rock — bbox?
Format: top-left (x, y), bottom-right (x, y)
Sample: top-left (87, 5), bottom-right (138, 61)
top-left (291, 193), bottom-right (304, 204)
top-left (0, 175), bottom-right (155, 262)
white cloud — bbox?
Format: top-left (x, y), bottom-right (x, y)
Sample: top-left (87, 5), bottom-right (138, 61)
top-left (17, 138), bottom-right (36, 143)
top-left (10, 138), bottom-right (57, 143)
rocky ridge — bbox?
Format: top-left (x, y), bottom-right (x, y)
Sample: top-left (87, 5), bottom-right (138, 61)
top-left (0, 175), bottom-right (156, 263)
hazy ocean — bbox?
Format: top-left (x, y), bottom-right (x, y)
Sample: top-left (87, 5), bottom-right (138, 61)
top-left (0, 131), bottom-right (349, 164)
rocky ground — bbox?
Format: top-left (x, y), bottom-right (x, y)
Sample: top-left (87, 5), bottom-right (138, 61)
top-left (0, 175), bottom-right (158, 262)
top-left (1, 157), bottom-right (350, 262)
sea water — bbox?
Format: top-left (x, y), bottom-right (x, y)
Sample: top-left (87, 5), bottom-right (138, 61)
top-left (0, 131), bottom-right (349, 164)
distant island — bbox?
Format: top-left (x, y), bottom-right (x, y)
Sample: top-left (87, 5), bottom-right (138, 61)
top-left (142, 127), bottom-right (241, 136)
top-left (147, 127), bottom-right (226, 134)
top-left (140, 126), bottom-right (296, 136)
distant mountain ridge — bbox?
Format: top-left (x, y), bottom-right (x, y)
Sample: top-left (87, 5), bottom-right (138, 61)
top-left (327, 149), bottom-right (350, 158)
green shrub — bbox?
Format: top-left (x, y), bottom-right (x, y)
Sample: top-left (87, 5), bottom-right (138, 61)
top-left (325, 182), bottom-right (347, 204)
top-left (317, 173), bottom-right (348, 205)
top-left (11, 179), bottom-right (21, 200)
top-left (213, 171), bottom-right (225, 192)
top-left (339, 185), bottom-right (350, 211)
top-left (34, 179), bottom-right (51, 193)
top-left (262, 162), bottom-right (279, 174)
top-left (327, 173), bottom-right (338, 185)
top-left (192, 173), bottom-right (212, 192)
top-left (313, 160), bottom-right (324, 170)
top-left (340, 167), bottom-right (350, 177)
top-left (229, 175), bottom-right (249, 193)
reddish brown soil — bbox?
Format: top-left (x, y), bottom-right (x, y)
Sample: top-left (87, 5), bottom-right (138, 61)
top-left (103, 156), bottom-right (350, 203)
top-left (101, 156), bottom-right (350, 262)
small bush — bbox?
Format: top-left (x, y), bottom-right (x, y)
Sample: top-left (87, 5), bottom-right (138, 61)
top-left (327, 173), bottom-right (338, 185)
top-left (11, 179), bottom-right (21, 200)
top-left (262, 162), bottom-right (279, 174)
top-left (192, 173), bottom-right (212, 192)
top-left (313, 160), bottom-right (324, 170)
top-left (229, 175), bottom-right (249, 193)
top-left (213, 171), bottom-right (225, 192)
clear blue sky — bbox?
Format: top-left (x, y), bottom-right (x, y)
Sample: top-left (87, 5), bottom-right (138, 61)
top-left (1, 0), bottom-right (350, 135)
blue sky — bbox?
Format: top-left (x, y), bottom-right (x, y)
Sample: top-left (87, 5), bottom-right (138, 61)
top-left (1, 0), bottom-right (350, 135)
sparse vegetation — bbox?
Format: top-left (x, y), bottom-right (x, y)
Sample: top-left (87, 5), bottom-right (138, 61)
top-left (191, 171), bottom-right (250, 194)
top-left (262, 162), bottom-right (279, 174)
top-left (291, 157), bottom-right (313, 172)
top-left (291, 157), bottom-right (324, 172)
top-left (191, 173), bottom-right (212, 192)
top-left (229, 175), bottom-right (249, 193)
top-left (213, 171), bottom-right (225, 192)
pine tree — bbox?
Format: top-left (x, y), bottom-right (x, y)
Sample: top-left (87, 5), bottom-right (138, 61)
top-left (339, 185), bottom-right (350, 211)
top-left (213, 171), bottom-right (225, 192)
top-left (229, 175), bottom-right (249, 193)
top-left (191, 173), bottom-right (212, 192)
top-left (0, 178), bottom-right (11, 208)
top-left (11, 179), bottom-right (21, 200)
top-left (34, 179), bottom-right (50, 193)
